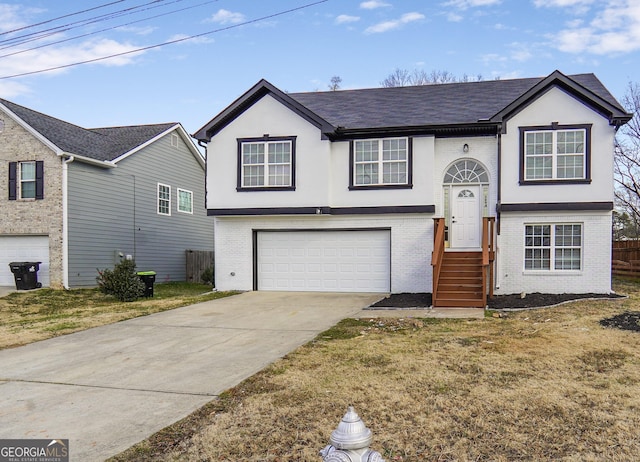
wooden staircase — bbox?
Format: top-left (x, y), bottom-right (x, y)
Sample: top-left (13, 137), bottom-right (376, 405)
top-left (431, 217), bottom-right (495, 308)
top-left (435, 252), bottom-right (484, 307)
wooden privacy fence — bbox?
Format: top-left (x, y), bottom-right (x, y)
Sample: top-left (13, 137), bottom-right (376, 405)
top-left (613, 241), bottom-right (640, 278)
top-left (186, 250), bottom-right (214, 283)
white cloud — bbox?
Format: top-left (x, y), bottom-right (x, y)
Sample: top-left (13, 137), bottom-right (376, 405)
top-left (0, 80), bottom-right (30, 98)
top-left (365, 12), bottom-right (425, 34)
top-left (533, 0), bottom-right (594, 14)
top-left (551, 0), bottom-right (640, 55)
top-left (208, 9), bottom-right (246, 25)
top-left (335, 14), bottom-right (360, 24)
top-left (0, 38), bottom-right (145, 80)
top-left (360, 1), bottom-right (391, 9)
top-left (533, 0), bottom-right (594, 7)
top-left (447, 12), bottom-right (463, 22)
top-left (444, 0), bottom-right (501, 9)
top-left (0, 3), bottom-right (45, 33)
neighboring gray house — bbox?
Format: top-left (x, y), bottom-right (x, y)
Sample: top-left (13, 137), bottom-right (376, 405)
top-left (0, 98), bottom-right (213, 288)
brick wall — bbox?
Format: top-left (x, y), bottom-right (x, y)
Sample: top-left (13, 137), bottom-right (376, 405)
top-left (496, 211), bottom-right (612, 295)
top-left (0, 110), bottom-right (64, 288)
top-left (214, 215), bottom-right (433, 293)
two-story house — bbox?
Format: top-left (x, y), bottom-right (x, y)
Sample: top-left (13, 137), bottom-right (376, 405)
top-left (193, 70), bottom-right (631, 307)
top-left (1, 99), bottom-right (213, 289)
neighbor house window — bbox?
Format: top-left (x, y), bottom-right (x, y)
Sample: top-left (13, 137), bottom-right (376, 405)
top-left (520, 125), bottom-right (591, 183)
top-left (157, 183), bottom-right (171, 215)
top-left (8, 160), bottom-right (44, 200)
top-left (350, 137), bottom-right (412, 189)
top-left (177, 188), bottom-right (193, 214)
top-left (237, 136), bottom-right (296, 190)
top-left (524, 224), bottom-right (582, 271)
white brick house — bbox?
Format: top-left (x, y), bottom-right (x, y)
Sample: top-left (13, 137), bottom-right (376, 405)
top-left (194, 70), bottom-right (631, 306)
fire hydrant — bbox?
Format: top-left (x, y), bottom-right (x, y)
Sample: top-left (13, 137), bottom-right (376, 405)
top-left (319, 406), bottom-right (385, 462)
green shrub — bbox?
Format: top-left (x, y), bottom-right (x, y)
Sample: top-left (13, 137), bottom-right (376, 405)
top-left (97, 259), bottom-right (145, 302)
top-left (201, 267), bottom-right (214, 285)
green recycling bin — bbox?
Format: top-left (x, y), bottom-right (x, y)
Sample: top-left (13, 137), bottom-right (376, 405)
top-left (137, 271), bottom-right (156, 297)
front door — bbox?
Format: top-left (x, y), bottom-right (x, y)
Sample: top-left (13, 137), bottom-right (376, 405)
top-left (451, 185), bottom-right (481, 248)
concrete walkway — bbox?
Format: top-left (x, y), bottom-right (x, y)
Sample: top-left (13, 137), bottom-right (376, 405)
top-left (0, 291), bottom-right (484, 461)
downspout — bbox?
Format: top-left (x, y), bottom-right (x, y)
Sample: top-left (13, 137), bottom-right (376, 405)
top-left (62, 155), bottom-right (75, 289)
top-left (495, 125), bottom-right (502, 291)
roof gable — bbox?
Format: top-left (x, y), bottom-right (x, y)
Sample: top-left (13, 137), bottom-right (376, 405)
top-left (193, 79), bottom-right (335, 141)
top-left (489, 70), bottom-right (631, 127)
top-left (0, 98), bottom-right (201, 166)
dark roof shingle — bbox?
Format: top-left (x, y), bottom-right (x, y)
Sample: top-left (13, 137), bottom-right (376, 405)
top-left (0, 98), bottom-right (176, 162)
top-left (288, 73), bottom-right (626, 130)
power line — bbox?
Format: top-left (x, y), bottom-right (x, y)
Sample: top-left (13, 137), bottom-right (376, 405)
top-left (0, 0), bottom-right (128, 36)
top-left (0, 0), bottom-right (329, 80)
top-left (0, 0), bottom-right (218, 58)
top-left (0, 0), bottom-right (170, 47)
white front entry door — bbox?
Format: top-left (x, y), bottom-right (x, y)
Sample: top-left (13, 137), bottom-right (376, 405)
top-left (451, 185), bottom-right (481, 248)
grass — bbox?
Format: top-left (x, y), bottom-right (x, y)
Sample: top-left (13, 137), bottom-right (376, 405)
top-left (0, 282), bottom-right (238, 349)
top-left (108, 278), bottom-right (640, 462)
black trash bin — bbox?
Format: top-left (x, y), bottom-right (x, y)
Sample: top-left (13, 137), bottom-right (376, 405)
top-left (9, 262), bottom-right (42, 290)
top-left (137, 271), bottom-right (156, 297)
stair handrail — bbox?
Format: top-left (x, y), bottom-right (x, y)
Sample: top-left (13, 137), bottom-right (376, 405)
top-left (432, 218), bottom-right (446, 301)
top-left (481, 217), bottom-right (496, 304)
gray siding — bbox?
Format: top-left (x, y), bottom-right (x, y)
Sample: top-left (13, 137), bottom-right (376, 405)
top-left (67, 132), bottom-right (213, 287)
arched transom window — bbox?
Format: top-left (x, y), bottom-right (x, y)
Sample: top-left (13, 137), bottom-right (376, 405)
top-left (444, 159), bottom-right (488, 184)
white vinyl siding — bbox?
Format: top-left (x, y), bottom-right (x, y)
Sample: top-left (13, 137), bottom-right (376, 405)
top-left (157, 183), bottom-right (171, 215)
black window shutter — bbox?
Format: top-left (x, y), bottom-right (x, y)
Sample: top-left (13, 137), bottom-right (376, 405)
top-left (35, 160), bottom-right (44, 199)
top-left (8, 162), bottom-right (16, 200)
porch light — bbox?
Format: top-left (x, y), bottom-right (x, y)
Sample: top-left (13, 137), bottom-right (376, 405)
top-left (463, 143), bottom-right (469, 153)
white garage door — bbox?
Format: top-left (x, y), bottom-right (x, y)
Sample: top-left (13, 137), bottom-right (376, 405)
top-left (0, 236), bottom-right (50, 287)
top-left (257, 230), bottom-right (390, 292)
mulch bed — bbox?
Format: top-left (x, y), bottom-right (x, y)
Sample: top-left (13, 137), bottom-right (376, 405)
top-left (368, 292), bottom-right (625, 310)
top-left (600, 312), bottom-right (640, 332)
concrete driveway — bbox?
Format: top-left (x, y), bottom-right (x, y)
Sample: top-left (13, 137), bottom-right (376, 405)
top-left (0, 291), bottom-right (383, 462)
top-left (0, 286), bottom-right (15, 298)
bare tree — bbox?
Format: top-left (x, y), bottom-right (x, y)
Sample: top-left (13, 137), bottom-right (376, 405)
top-left (614, 82), bottom-right (640, 227)
top-left (328, 75), bottom-right (342, 91)
top-left (381, 68), bottom-right (483, 87)
top-left (380, 68), bottom-right (413, 87)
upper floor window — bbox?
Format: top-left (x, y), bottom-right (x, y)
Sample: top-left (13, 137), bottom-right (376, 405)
top-left (177, 188), bottom-right (193, 214)
top-left (158, 183), bottom-right (171, 215)
top-left (524, 223), bottom-right (582, 271)
top-left (237, 136), bottom-right (296, 191)
top-left (520, 125), bottom-right (591, 184)
top-left (8, 160), bottom-right (44, 200)
top-left (350, 137), bottom-right (412, 189)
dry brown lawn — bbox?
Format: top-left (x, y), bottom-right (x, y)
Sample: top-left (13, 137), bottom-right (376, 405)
top-left (109, 279), bottom-right (640, 462)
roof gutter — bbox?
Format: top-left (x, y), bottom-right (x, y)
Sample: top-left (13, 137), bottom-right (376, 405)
top-left (56, 151), bottom-right (116, 168)
top-left (330, 122), bottom-right (500, 140)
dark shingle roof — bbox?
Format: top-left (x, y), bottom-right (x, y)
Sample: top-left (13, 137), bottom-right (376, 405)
top-left (0, 98), bottom-right (176, 162)
top-left (288, 73), bottom-right (626, 130)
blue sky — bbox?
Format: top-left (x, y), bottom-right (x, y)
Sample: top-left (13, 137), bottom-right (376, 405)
top-left (0, 0), bottom-right (638, 135)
